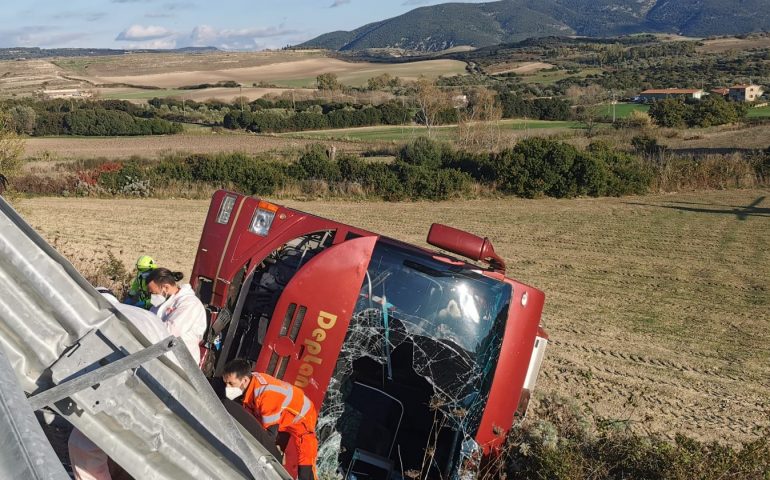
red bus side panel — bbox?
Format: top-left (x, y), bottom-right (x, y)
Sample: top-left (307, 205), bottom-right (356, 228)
top-left (255, 236), bottom-right (378, 408)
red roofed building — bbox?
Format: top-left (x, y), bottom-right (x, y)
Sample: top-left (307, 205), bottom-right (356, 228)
top-left (638, 88), bottom-right (704, 102)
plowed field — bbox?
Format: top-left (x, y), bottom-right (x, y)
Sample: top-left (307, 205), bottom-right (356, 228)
top-left (13, 189), bottom-right (770, 444)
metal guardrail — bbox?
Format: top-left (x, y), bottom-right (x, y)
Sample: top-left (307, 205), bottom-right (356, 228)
top-left (0, 196), bottom-right (290, 480)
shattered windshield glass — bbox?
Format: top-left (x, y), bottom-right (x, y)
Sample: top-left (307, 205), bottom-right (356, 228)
top-left (317, 241), bottom-right (512, 478)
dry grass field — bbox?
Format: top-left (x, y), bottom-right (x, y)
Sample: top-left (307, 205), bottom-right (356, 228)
top-left (486, 61), bottom-right (554, 75)
top-left (22, 133), bottom-right (369, 160)
top-left (2, 50), bottom-right (465, 101)
top-left (12, 188), bottom-right (770, 445)
top-left (661, 123), bottom-right (770, 150)
top-left (0, 58), bottom-right (90, 99)
top-left (697, 35), bottom-right (770, 53)
top-left (82, 57), bottom-right (466, 89)
top-left (52, 50), bottom-right (329, 77)
top-left (98, 86), bottom-right (314, 103)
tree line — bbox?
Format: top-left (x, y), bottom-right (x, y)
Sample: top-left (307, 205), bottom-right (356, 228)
top-left (2, 99), bottom-right (183, 136)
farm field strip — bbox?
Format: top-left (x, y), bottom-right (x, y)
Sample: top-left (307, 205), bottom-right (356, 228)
top-left (280, 119), bottom-right (582, 141)
top-left (22, 133), bottom-right (369, 160)
top-left (13, 188), bottom-right (770, 444)
top-left (82, 58), bottom-right (467, 89)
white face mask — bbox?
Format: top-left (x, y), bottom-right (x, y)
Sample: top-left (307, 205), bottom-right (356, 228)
top-left (225, 386), bottom-right (244, 400)
top-left (150, 294), bottom-right (167, 308)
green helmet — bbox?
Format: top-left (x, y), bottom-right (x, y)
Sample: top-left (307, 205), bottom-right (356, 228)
top-left (136, 255), bottom-right (156, 272)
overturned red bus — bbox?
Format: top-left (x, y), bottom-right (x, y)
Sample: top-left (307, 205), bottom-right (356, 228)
top-left (191, 190), bottom-right (548, 479)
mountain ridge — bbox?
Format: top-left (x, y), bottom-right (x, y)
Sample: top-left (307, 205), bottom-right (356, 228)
top-left (299, 0), bottom-right (770, 52)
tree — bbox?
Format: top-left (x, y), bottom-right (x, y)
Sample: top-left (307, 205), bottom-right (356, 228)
top-left (0, 113), bottom-right (24, 193)
top-left (688, 95), bottom-right (746, 127)
top-left (316, 73), bottom-right (340, 91)
top-left (649, 98), bottom-right (688, 128)
top-left (413, 78), bottom-right (451, 135)
top-left (457, 87), bottom-right (503, 150)
top-left (367, 73), bottom-right (400, 91)
top-left (9, 105), bottom-right (37, 135)
top-left (566, 85), bottom-right (606, 137)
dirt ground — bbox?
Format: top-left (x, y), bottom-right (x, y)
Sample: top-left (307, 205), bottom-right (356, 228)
top-left (697, 35), bottom-right (770, 53)
top-left (12, 189), bottom-right (770, 445)
top-left (0, 58), bottom-right (90, 98)
top-left (96, 86), bottom-right (315, 103)
top-left (487, 61), bottom-right (554, 75)
top-left (660, 123), bottom-right (770, 150)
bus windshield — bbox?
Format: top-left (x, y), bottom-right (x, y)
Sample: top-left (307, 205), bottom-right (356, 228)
top-left (360, 241), bottom-right (511, 356)
top-left (317, 240), bottom-right (513, 477)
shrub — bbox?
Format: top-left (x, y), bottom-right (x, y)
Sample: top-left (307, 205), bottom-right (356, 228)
top-left (398, 137), bottom-right (444, 170)
top-left (571, 151), bottom-right (610, 196)
top-left (442, 149), bottom-right (498, 183)
top-left (98, 162), bottom-right (145, 193)
top-left (338, 154), bottom-right (368, 182)
top-left (494, 394), bottom-right (770, 480)
top-left (589, 142), bottom-right (652, 196)
top-left (10, 173), bottom-right (76, 196)
top-left (631, 134), bottom-right (663, 155)
top-left (649, 98), bottom-right (689, 128)
top-left (359, 163), bottom-right (405, 200)
top-left (294, 144), bottom-right (341, 182)
top-left (498, 138), bottom-right (581, 198)
top-left (394, 163), bottom-right (473, 200)
top-left (0, 113), bottom-right (24, 181)
top-left (614, 110), bottom-right (653, 129)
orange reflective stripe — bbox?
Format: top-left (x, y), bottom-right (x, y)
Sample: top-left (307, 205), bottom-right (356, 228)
top-left (243, 372), bottom-right (314, 430)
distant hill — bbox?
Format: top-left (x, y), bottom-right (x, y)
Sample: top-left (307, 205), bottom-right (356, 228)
top-left (0, 47), bottom-right (218, 61)
top-left (299, 0), bottom-right (770, 52)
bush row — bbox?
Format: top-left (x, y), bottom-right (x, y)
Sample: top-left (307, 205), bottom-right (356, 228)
top-left (15, 138), bottom-right (668, 201)
top-left (223, 101), bottom-right (423, 133)
top-left (222, 95), bottom-right (566, 133)
top-left (489, 395), bottom-right (770, 480)
top-left (16, 141), bottom-right (770, 200)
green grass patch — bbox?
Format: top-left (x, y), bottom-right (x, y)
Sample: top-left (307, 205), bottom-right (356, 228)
top-left (101, 89), bottom-right (185, 100)
top-left (603, 103), bottom-right (650, 119)
top-left (52, 58), bottom-right (107, 75)
top-left (747, 105), bottom-right (770, 118)
top-left (520, 67), bottom-right (604, 85)
top-left (181, 123), bottom-right (214, 134)
top-left (280, 119), bottom-right (581, 142)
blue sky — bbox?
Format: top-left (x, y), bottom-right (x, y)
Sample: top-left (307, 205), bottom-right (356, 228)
top-left (0, 0), bottom-right (487, 50)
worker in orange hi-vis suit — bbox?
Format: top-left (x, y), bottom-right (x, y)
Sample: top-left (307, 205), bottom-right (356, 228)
top-left (222, 358), bottom-right (318, 480)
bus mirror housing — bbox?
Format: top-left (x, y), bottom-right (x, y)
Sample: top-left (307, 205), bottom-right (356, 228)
top-left (427, 223), bottom-right (506, 273)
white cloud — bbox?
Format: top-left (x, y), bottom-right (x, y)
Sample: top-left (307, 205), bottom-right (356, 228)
top-left (0, 26), bottom-right (92, 47)
top-left (185, 24), bottom-right (301, 50)
top-left (330, 0), bottom-right (351, 7)
top-left (116, 24), bottom-right (176, 41)
top-left (125, 38), bottom-right (178, 49)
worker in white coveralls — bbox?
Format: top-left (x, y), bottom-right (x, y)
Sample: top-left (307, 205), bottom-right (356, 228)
top-left (146, 267), bottom-right (207, 365)
top-left (68, 288), bottom-right (200, 480)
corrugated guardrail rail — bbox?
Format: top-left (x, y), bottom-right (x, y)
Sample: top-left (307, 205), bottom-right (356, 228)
top-left (0, 196), bottom-right (290, 480)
